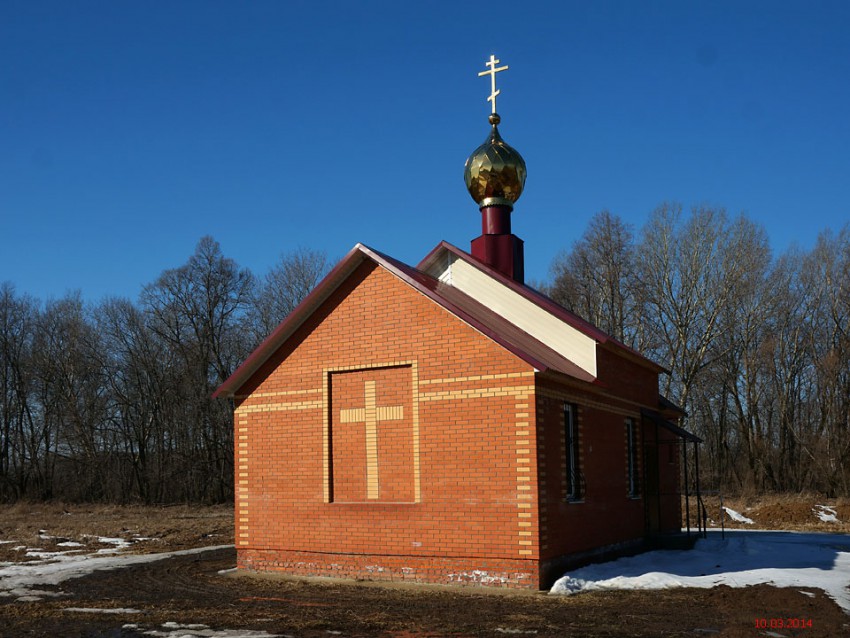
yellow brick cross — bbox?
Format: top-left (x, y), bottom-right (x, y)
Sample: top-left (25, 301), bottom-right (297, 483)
top-left (339, 380), bottom-right (404, 499)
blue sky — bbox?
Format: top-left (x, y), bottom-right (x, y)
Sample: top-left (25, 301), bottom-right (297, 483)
top-left (2, 1), bottom-right (849, 301)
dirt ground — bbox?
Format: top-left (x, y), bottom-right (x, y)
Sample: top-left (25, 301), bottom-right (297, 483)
top-left (694, 494), bottom-right (850, 534)
top-left (0, 502), bottom-right (234, 563)
top-left (0, 498), bottom-right (848, 637)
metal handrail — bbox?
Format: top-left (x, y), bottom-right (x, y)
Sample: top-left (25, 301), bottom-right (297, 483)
top-left (696, 494), bottom-right (708, 538)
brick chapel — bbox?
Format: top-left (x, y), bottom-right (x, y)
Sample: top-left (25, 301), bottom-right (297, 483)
top-left (215, 56), bottom-right (699, 590)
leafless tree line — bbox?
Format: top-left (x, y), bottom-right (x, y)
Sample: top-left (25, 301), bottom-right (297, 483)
top-left (0, 237), bottom-right (327, 503)
top-left (3, 208), bottom-right (848, 503)
top-left (549, 205), bottom-right (850, 496)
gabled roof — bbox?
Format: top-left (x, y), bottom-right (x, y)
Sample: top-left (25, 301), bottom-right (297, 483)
top-left (378, 249), bottom-right (596, 383)
top-left (418, 241), bottom-right (667, 375)
top-left (214, 243), bottom-right (373, 398)
top-left (214, 242), bottom-right (594, 398)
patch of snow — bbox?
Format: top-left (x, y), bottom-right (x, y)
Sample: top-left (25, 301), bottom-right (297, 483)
top-left (13, 594), bottom-right (46, 602)
top-left (10, 545), bottom-right (26, 551)
top-left (139, 622), bottom-right (282, 638)
top-left (799, 590), bottom-right (816, 598)
top-left (0, 540), bottom-right (15, 545)
top-left (57, 541), bottom-right (85, 547)
top-left (550, 531), bottom-right (850, 613)
top-left (163, 623), bottom-right (211, 630)
top-left (25, 550), bottom-right (80, 559)
top-left (64, 607), bottom-right (142, 614)
top-left (95, 536), bottom-right (133, 552)
top-left (814, 505), bottom-right (840, 523)
top-left (2, 587), bottom-right (61, 600)
top-left (722, 506), bottom-right (755, 524)
top-left (0, 544), bottom-right (233, 601)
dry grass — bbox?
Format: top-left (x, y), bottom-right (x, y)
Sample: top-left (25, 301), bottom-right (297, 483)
top-left (686, 493), bottom-right (850, 533)
top-left (0, 501), bottom-right (233, 562)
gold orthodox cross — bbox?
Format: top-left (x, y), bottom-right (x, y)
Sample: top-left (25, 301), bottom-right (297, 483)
top-left (478, 54), bottom-right (509, 114)
top-left (339, 380), bottom-right (404, 500)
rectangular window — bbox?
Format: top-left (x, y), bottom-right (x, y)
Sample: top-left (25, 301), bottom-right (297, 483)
top-left (626, 418), bottom-right (639, 497)
top-left (564, 403), bottom-right (581, 500)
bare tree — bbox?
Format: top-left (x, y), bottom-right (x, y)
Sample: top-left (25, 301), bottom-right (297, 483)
top-left (634, 205), bottom-right (751, 416)
top-left (707, 216), bottom-right (774, 491)
top-left (0, 284), bottom-right (37, 501)
top-left (548, 206), bottom-right (850, 496)
top-left (0, 237), bottom-right (337, 503)
top-left (95, 298), bottom-right (179, 502)
top-left (140, 236), bottom-right (254, 501)
top-left (549, 211), bottom-right (640, 347)
top-left (29, 293), bottom-right (111, 499)
top-left (248, 247), bottom-right (329, 344)
top-left (799, 228), bottom-right (850, 495)
top-left (763, 249), bottom-right (814, 492)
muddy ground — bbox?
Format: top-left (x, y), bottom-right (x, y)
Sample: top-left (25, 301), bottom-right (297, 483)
top-left (0, 499), bottom-right (848, 637)
top-left (1, 546), bottom-right (848, 637)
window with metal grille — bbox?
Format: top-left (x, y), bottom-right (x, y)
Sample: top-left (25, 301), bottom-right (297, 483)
top-left (626, 417), bottom-right (639, 497)
top-left (565, 403), bottom-right (581, 500)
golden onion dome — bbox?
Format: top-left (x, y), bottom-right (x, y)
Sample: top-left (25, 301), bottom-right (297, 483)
top-left (464, 113), bottom-right (527, 208)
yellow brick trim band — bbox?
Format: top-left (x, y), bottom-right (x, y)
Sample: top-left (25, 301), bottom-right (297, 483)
top-left (234, 387), bottom-right (322, 400)
top-left (418, 371), bottom-right (534, 386)
top-left (514, 396), bottom-right (535, 559)
top-left (418, 384), bottom-right (534, 402)
top-left (236, 399), bottom-right (324, 415)
top-left (236, 415), bottom-right (249, 547)
top-left (411, 363), bottom-right (422, 503)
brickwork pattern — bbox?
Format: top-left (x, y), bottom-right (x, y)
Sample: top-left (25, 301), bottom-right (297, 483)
top-left (238, 549), bottom-right (536, 587)
top-left (232, 262), bottom-right (540, 587)
top-left (231, 260), bottom-right (683, 589)
top-left (535, 380), bottom-right (648, 562)
top-left (330, 365), bottom-right (414, 503)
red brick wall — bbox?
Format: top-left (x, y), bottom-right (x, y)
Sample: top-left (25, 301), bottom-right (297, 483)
top-left (230, 259), bottom-right (683, 590)
top-left (534, 344), bottom-right (675, 585)
top-left (595, 346), bottom-right (660, 404)
top-left (535, 388), bottom-right (646, 561)
top-left (330, 366), bottom-right (415, 503)
top-left (233, 261), bottom-right (539, 587)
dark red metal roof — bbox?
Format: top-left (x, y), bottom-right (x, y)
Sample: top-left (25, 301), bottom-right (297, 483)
top-left (219, 238), bottom-right (682, 399)
top-left (641, 407), bottom-right (702, 443)
top-left (214, 243), bottom-right (370, 398)
top-left (372, 246), bottom-right (595, 383)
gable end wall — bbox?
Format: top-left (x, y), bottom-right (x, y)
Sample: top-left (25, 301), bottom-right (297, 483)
top-left (233, 262), bottom-right (543, 588)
